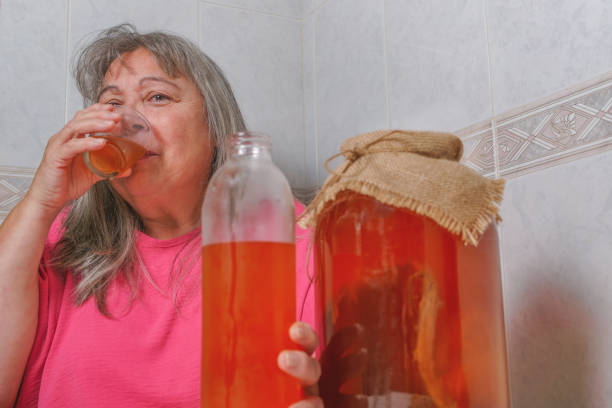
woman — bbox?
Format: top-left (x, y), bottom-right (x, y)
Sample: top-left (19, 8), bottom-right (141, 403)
top-left (0, 24), bottom-right (321, 407)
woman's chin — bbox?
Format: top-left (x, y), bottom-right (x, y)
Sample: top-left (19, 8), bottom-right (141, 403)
top-left (110, 171), bottom-right (159, 198)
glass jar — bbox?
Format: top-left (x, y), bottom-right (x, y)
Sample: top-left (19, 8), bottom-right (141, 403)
top-left (200, 131), bottom-right (299, 407)
top-left (316, 191), bottom-right (510, 408)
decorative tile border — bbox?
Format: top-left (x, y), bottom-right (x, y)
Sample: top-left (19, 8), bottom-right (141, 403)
top-left (460, 126), bottom-right (495, 177)
top-left (458, 72), bottom-right (612, 178)
top-left (0, 166), bottom-right (35, 224)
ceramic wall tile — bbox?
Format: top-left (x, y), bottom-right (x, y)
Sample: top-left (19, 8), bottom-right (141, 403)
top-left (500, 149), bottom-right (612, 407)
top-left (0, 0), bottom-right (67, 168)
top-left (70, 0), bottom-right (198, 45)
top-left (386, 0), bottom-right (492, 132)
top-left (314, 0), bottom-right (387, 184)
top-left (199, 4), bottom-right (304, 187)
top-left (487, 0), bottom-right (612, 115)
top-left (200, 0), bottom-right (302, 20)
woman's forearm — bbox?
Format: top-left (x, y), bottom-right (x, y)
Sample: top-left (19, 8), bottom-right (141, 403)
top-left (0, 194), bottom-right (58, 405)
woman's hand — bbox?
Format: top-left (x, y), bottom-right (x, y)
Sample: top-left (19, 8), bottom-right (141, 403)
top-left (278, 322), bottom-right (323, 408)
top-left (25, 103), bottom-right (122, 216)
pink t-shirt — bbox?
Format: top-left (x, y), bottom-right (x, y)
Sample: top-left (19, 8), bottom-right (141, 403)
top-left (16, 202), bottom-right (315, 407)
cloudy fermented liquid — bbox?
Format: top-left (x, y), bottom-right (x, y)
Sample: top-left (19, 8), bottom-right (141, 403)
top-left (316, 191), bottom-right (509, 408)
top-left (201, 241), bottom-right (301, 407)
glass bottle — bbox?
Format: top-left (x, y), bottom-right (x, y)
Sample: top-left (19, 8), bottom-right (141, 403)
top-left (200, 131), bottom-right (299, 407)
top-left (316, 191), bottom-right (510, 408)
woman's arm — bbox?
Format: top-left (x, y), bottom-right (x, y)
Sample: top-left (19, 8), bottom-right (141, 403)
top-left (0, 195), bottom-right (58, 404)
top-left (0, 104), bottom-right (120, 405)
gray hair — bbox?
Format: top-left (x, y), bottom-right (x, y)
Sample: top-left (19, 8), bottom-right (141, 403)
top-left (53, 24), bottom-right (246, 315)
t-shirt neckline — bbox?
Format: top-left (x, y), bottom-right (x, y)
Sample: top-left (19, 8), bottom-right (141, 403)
top-left (135, 227), bottom-right (202, 249)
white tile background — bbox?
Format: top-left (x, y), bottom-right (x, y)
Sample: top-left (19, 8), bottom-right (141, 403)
top-left (501, 149), bottom-right (612, 407)
top-left (312, 0), bottom-right (387, 184)
top-left (199, 3), bottom-right (304, 186)
top-left (1, 1), bottom-right (612, 406)
top-left (0, 0), bottom-right (67, 168)
top-left (487, 0), bottom-right (612, 115)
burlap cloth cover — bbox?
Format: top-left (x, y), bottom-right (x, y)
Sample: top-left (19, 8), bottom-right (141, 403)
top-left (299, 129), bottom-right (505, 246)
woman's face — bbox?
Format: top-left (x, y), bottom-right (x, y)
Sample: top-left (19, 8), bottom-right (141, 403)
top-left (98, 48), bottom-right (213, 201)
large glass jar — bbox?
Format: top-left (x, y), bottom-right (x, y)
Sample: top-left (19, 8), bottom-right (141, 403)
top-left (316, 191), bottom-right (510, 408)
top-left (200, 131), bottom-right (299, 407)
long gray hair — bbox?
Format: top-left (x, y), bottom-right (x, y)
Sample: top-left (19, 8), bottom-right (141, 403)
top-left (52, 24), bottom-right (246, 315)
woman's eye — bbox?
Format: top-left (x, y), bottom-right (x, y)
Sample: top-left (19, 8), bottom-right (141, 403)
top-left (106, 101), bottom-right (121, 107)
top-left (150, 94), bottom-right (169, 103)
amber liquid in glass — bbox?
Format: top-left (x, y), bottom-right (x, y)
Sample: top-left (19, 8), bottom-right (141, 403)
top-left (316, 192), bottom-right (509, 408)
top-left (201, 241), bottom-right (301, 407)
top-left (88, 135), bottom-right (146, 176)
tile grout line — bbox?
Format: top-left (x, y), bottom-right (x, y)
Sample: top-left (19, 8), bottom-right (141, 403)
top-left (313, 10), bottom-right (320, 187)
top-left (482, 0), bottom-right (499, 179)
top-left (382, 0), bottom-right (390, 128)
top-left (300, 18), bottom-right (307, 190)
top-left (198, 0), bottom-right (301, 23)
top-left (63, 0), bottom-right (72, 124)
top-left (305, 0), bottom-right (330, 18)
top-left (483, 1), bottom-right (514, 407)
top-left (196, 0), bottom-right (201, 47)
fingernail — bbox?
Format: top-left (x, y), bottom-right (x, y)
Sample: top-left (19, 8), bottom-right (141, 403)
top-left (282, 351), bottom-right (297, 369)
top-left (290, 325), bottom-right (306, 340)
top-left (93, 138), bottom-right (106, 144)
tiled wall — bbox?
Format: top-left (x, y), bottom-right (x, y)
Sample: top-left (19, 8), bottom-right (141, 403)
top-left (303, 0), bottom-right (612, 184)
top-left (2, 0), bottom-right (612, 406)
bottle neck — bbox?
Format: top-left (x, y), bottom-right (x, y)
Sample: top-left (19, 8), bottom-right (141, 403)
top-left (228, 131), bottom-right (272, 160)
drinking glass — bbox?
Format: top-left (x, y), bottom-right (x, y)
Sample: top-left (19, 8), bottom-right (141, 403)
top-left (83, 105), bottom-right (151, 178)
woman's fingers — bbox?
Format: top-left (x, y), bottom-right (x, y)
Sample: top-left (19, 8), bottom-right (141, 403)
top-left (282, 323), bottom-right (322, 401)
top-left (25, 104), bottom-right (121, 213)
top-left (54, 105), bottom-right (119, 143)
top-left (55, 117), bottom-right (118, 144)
top-left (42, 137), bottom-right (107, 176)
top-left (58, 136), bottom-right (108, 159)
top-left (289, 396), bottom-right (324, 408)
top-left (289, 322), bottom-right (319, 355)
top-left (278, 350), bottom-right (321, 387)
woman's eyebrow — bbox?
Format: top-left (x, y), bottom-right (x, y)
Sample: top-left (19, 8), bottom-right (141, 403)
top-left (97, 85), bottom-right (120, 100)
top-left (139, 76), bottom-right (180, 89)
